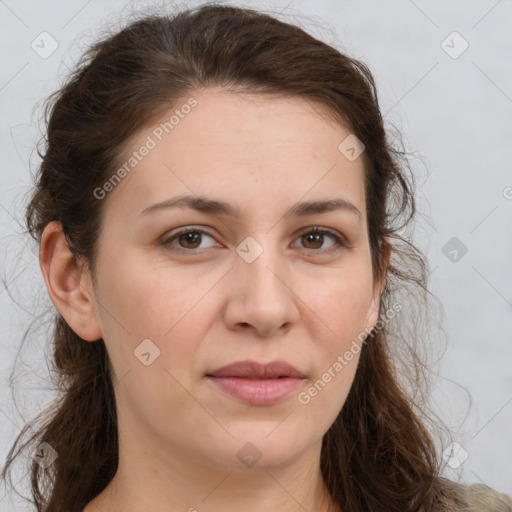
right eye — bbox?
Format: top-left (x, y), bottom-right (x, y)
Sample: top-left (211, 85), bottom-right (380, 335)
top-left (161, 227), bottom-right (220, 253)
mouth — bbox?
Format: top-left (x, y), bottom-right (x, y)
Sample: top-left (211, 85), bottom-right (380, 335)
top-left (205, 360), bottom-right (306, 405)
top-left (205, 375), bottom-right (304, 405)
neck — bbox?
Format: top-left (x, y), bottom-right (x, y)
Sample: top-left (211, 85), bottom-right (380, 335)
top-left (85, 436), bottom-right (340, 512)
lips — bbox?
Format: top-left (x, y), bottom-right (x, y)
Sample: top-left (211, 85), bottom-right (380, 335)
top-left (205, 360), bottom-right (306, 406)
top-left (206, 360), bottom-right (305, 379)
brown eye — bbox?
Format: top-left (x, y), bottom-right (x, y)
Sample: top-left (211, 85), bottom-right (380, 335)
top-left (294, 227), bottom-right (347, 254)
top-left (163, 228), bottom-right (218, 252)
top-left (162, 226), bottom-right (347, 256)
top-left (177, 231), bottom-right (203, 249)
top-left (301, 232), bottom-right (324, 250)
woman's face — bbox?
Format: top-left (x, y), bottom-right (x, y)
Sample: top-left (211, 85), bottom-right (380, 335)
top-left (83, 88), bottom-right (386, 472)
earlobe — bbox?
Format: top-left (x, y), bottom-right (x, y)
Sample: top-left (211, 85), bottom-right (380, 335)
top-left (39, 221), bottom-right (102, 342)
top-left (365, 238), bottom-right (392, 334)
top-left (378, 239), bottom-right (392, 296)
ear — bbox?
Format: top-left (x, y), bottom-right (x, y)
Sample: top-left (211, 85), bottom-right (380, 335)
top-left (364, 237), bottom-right (392, 334)
top-left (39, 221), bottom-right (102, 341)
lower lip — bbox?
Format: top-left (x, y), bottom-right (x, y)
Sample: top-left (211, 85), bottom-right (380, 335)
top-left (206, 376), bottom-right (303, 405)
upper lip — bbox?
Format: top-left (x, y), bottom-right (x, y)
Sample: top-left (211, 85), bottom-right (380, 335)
top-left (207, 360), bottom-right (305, 379)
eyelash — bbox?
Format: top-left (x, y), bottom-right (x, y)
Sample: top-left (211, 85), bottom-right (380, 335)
top-left (162, 226), bottom-right (348, 255)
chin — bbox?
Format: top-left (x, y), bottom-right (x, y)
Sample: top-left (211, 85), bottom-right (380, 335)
top-left (198, 426), bottom-right (310, 472)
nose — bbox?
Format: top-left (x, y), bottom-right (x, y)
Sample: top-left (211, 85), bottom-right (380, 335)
top-left (223, 244), bottom-right (300, 338)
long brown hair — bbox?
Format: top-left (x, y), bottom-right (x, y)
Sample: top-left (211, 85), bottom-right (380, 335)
top-left (0, 3), bottom-right (484, 511)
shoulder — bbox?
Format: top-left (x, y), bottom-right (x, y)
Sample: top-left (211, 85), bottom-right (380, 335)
top-left (466, 482), bottom-right (512, 512)
top-left (434, 477), bottom-right (512, 512)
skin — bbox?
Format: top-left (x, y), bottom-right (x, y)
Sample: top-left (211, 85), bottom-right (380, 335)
top-left (40, 87), bottom-right (390, 512)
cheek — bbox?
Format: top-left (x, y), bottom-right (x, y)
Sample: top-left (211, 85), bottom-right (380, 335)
top-left (93, 253), bottom-right (215, 382)
top-left (303, 262), bottom-right (374, 341)
top-left (297, 349), bottom-right (360, 436)
top-left (92, 257), bottom-right (209, 425)
top-left (296, 258), bottom-right (372, 412)
top-left (96, 249), bottom-right (212, 332)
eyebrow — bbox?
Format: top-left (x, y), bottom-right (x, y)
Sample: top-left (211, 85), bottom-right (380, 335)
top-left (138, 195), bottom-right (363, 221)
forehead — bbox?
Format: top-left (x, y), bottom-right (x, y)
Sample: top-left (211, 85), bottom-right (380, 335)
top-left (102, 88), bottom-right (367, 223)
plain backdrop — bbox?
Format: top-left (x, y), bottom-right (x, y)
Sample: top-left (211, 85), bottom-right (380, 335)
top-left (0, 0), bottom-right (511, 509)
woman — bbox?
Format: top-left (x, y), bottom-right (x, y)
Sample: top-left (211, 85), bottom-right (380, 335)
top-left (2, 4), bottom-right (511, 512)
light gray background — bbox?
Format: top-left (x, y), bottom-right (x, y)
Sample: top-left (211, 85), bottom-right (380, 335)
top-left (1, 0), bottom-right (511, 509)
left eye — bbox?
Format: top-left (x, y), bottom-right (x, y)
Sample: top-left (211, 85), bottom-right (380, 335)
top-left (162, 226), bottom-right (347, 254)
top-left (293, 227), bottom-right (346, 253)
